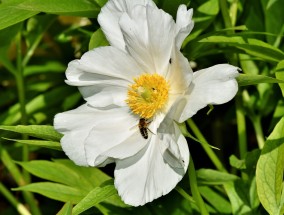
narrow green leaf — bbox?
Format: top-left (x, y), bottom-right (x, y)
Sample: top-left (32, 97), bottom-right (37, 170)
top-left (237, 74), bottom-right (284, 86)
top-left (4, 138), bottom-right (61, 151)
top-left (249, 177), bottom-right (260, 210)
top-left (196, 169), bottom-right (239, 185)
top-left (0, 125), bottom-right (62, 141)
top-left (199, 186), bottom-right (231, 214)
top-left (229, 155), bottom-right (246, 170)
top-left (184, 0), bottom-right (219, 42)
top-left (0, 24), bottom-right (21, 68)
top-left (56, 202), bottom-right (72, 215)
top-left (0, 86), bottom-right (73, 125)
top-left (24, 61), bottom-right (66, 76)
top-left (256, 117), bottom-right (284, 215)
top-left (0, 0), bottom-right (38, 30)
top-left (72, 185), bottom-right (117, 215)
top-left (275, 60), bottom-right (284, 97)
top-left (262, 0), bottom-right (284, 46)
top-left (17, 160), bottom-right (93, 190)
top-left (13, 182), bottom-right (85, 203)
top-left (199, 36), bottom-right (284, 62)
top-left (224, 182), bottom-right (252, 214)
top-left (89, 28), bottom-right (109, 50)
top-left (53, 159), bottom-right (111, 188)
top-left (14, 0), bottom-right (103, 17)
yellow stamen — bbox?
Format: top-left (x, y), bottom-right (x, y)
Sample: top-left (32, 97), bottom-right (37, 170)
top-left (126, 73), bottom-right (169, 119)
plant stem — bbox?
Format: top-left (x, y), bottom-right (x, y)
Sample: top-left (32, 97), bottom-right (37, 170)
top-left (219, 0), bottom-right (232, 28)
top-left (16, 33), bottom-right (28, 126)
top-left (189, 157), bottom-right (209, 215)
top-left (0, 147), bottom-right (41, 215)
top-left (229, 0), bottom-right (238, 27)
top-left (0, 182), bottom-right (31, 215)
top-left (175, 186), bottom-right (196, 204)
top-left (14, 31), bottom-right (41, 215)
top-left (15, 32), bottom-right (30, 181)
top-left (252, 116), bottom-right (265, 149)
top-left (236, 95), bottom-right (247, 159)
top-left (187, 119), bottom-right (227, 172)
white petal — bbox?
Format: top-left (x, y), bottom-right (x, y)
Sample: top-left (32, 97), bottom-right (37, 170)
top-left (170, 64), bottom-right (239, 122)
top-left (146, 5), bottom-right (176, 74)
top-left (119, 5), bottom-right (176, 74)
top-left (119, 6), bottom-right (155, 73)
top-left (66, 46), bottom-right (142, 85)
top-left (166, 48), bottom-right (193, 94)
top-left (98, 0), bottom-right (157, 51)
top-left (84, 107), bottom-right (148, 166)
top-left (65, 46), bottom-right (143, 107)
top-left (158, 119), bottom-right (189, 169)
top-left (78, 85), bottom-right (127, 107)
top-left (114, 123), bottom-right (189, 206)
top-left (175, 5), bottom-right (194, 49)
top-left (54, 104), bottom-right (102, 166)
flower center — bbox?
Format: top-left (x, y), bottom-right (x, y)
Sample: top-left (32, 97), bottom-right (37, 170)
top-left (126, 73), bottom-right (169, 119)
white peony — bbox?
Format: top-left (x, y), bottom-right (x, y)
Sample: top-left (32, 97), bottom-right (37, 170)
top-left (54, 0), bottom-right (239, 206)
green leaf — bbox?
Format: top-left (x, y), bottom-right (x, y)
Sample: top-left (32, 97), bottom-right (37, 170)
top-left (196, 169), bottom-right (239, 185)
top-left (18, 160), bottom-right (94, 190)
top-left (229, 155), bottom-right (246, 169)
top-left (0, 125), bottom-right (62, 141)
top-left (275, 60), bottom-right (284, 97)
top-left (24, 61), bottom-right (65, 76)
top-left (224, 182), bottom-right (252, 214)
top-left (4, 138), bottom-right (61, 150)
top-left (0, 0), bottom-right (38, 30)
top-left (256, 117), bottom-right (284, 215)
top-left (198, 36), bottom-right (284, 62)
top-left (53, 159), bottom-right (111, 188)
top-left (0, 86), bottom-right (73, 125)
top-left (262, 0), bottom-right (284, 46)
top-left (183, 0), bottom-right (219, 43)
top-left (237, 74), bottom-right (284, 86)
top-left (199, 186), bottom-right (231, 214)
top-left (14, 0), bottom-right (105, 17)
top-left (72, 185), bottom-right (118, 215)
top-left (0, 23), bottom-right (21, 69)
top-left (13, 182), bottom-right (86, 203)
top-left (56, 202), bottom-right (72, 215)
top-left (88, 28), bottom-right (109, 50)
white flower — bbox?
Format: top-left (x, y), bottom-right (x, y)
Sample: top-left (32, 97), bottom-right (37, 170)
top-left (54, 0), bottom-right (239, 206)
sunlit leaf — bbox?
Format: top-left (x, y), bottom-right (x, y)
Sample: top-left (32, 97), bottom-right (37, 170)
top-left (196, 169), bottom-right (239, 185)
top-left (4, 138), bottom-right (61, 150)
top-left (256, 117), bottom-right (284, 215)
top-left (53, 160), bottom-right (111, 188)
top-left (229, 155), bottom-right (246, 170)
top-left (0, 0), bottom-right (38, 30)
top-left (13, 182), bottom-right (86, 203)
top-left (0, 125), bottom-right (62, 141)
top-left (262, 0), bottom-right (284, 46)
top-left (237, 74), bottom-right (284, 86)
top-left (56, 202), bottom-right (72, 215)
top-left (88, 28), bottom-right (109, 50)
top-left (72, 185), bottom-right (118, 215)
top-left (275, 60), bottom-right (284, 97)
top-left (13, 0), bottom-right (105, 17)
top-left (224, 182), bottom-right (252, 214)
top-left (199, 186), bottom-right (231, 214)
top-left (198, 35), bottom-right (284, 62)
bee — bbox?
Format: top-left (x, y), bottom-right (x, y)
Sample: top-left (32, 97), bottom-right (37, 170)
top-left (138, 118), bottom-right (151, 139)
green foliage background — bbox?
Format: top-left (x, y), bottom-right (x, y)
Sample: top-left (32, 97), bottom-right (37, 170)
top-left (0, 0), bottom-right (283, 214)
